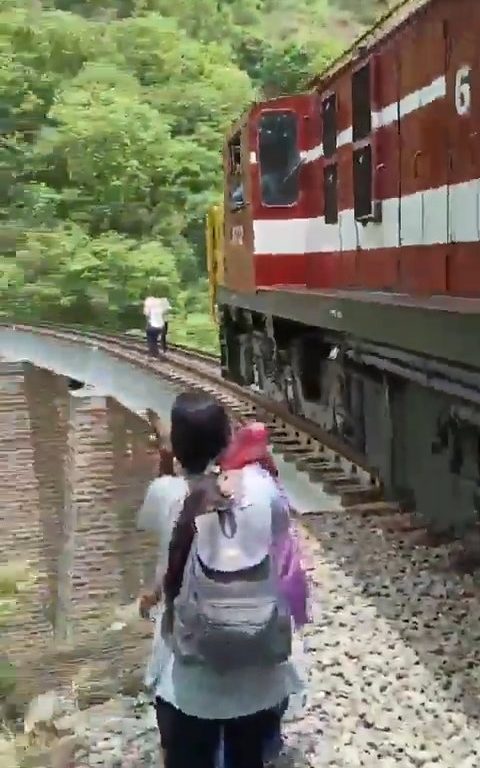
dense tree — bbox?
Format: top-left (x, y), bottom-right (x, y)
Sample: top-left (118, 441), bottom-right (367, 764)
top-left (0, 0), bottom-right (391, 351)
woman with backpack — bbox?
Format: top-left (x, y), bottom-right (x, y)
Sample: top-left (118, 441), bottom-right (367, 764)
top-left (215, 420), bottom-right (310, 768)
top-left (137, 393), bottom-right (302, 768)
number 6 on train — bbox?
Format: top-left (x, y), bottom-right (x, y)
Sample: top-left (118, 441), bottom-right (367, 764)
top-left (455, 65), bottom-right (472, 116)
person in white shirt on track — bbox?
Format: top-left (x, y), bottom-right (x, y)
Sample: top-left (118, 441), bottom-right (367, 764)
top-left (143, 295), bottom-right (171, 356)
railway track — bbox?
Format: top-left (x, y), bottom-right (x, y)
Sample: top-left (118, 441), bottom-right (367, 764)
top-left (4, 324), bottom-right (480, 766)
top-left (6, 321), bottom-right (478, 575)
top-left (11, 322), bottom-right (476, 544)
top-left (9, 322), bottom-right (394, 520)
top-left (27, 320), bottom-right (221, 365)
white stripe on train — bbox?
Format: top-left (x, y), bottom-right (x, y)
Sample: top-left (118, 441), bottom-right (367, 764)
top-left (252, 177), bottom-right (480, 255)
top-left (247, 74), bottom-right (447, 166)
top-left (301, 74), bottom-right (447, 163)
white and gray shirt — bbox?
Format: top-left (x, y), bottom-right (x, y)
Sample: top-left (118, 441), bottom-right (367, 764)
top-left (137, 465), bottom-right (303, 720)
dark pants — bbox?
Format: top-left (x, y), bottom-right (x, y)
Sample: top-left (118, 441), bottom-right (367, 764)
top-left (146, 325), bottom-right (160, 357)
top-left (155, 697), bottom-right (278, 768)
top-left (146, 323), bottom-right (168, 356)
top-left (162, 321), bottom-right (168, 352)
top-left (223, 697), bottom-right (287, 767)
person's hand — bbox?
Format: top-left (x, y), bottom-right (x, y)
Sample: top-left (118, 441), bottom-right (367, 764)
top-left (147, 411), bottom-right (170, 447)
top-left (139, 590), bottom-right (160, 619)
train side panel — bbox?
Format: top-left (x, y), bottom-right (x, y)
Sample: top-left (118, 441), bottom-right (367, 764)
top-left (229, 0), bottom-right (480, 299)
top-left (396, 4), bottom-right (448, 294)
top-left (305, 0), bottom-right (480, 297)
top-left (211, 0), bottom-right (480, 534)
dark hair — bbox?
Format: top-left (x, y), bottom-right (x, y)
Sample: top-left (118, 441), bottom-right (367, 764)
top-left (170, 392), bottom-right (230, 474)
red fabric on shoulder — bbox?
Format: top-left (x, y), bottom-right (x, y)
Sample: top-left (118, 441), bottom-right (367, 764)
top-left (219, 422), bottom-right (278, 477)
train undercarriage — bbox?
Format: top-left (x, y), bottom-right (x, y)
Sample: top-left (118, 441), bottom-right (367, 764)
top-left (219, 303), bottom-right (480, 539)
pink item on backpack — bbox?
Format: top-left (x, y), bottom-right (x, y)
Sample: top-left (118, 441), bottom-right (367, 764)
top-left (219, 422), bottom-right (310, 629)
top-left (220, 421), bottom-right (277, 475)
top-left (270, 525), bottom-right (309, 629)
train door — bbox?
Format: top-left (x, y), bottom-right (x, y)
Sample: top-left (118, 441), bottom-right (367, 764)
top-left (398, 8), bottom-right (449, 295)
top-left (444, 0), bottom-right (480, 295)
top-left (223, 122), bottom-right (256, 294)
top-left (249, 95), bottom-right (312, 288)
top-left (350, 40), bottom-right (401, 290)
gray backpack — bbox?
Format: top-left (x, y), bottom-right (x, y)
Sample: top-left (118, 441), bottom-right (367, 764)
top-left (171, 472), bottom-right (292, 672)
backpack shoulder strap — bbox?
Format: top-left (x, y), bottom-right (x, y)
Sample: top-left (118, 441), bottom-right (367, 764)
top-left (163, 471), bottom-right (232, 605)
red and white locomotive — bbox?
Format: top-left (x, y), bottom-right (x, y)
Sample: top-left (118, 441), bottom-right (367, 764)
top-left (210, 0), bottom-right (480, 532)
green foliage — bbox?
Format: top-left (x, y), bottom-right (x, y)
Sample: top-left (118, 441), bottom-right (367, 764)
top-left (0, 659), bottom-right (16, 700)
top-left (1, 0), bottom-right (387, 347)
top-left (0, 567), bottom-right (24, 702)
top-left (0, 562), bottom-right (36, 702)
top-left (334, 0), bottom-right (395, 25)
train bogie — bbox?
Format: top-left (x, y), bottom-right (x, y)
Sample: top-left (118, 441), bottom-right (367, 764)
top-left (218, 303), bottom-right (480, 536)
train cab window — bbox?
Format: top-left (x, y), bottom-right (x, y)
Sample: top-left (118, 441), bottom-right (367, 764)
top-left (228, 131), bottom-right (245, 212)
top-left (353, 145), bottom-right (372, 220)
top-left (352, 62), bottom-right (371, 142)
top-left (322, 93), bottom-right (337, 159)
top-left (258, 111), bottom-right (300, 207)
top-left (324, 163), bottom-right (338, 224)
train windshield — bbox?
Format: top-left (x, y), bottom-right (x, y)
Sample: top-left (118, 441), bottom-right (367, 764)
top-left (258, 111), bottom-right (300, 207)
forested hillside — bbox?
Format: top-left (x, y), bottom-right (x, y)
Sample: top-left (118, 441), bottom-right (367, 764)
top-left (0, 0), bottom-right (395, 350)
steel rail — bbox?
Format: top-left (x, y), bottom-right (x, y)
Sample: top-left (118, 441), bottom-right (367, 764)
top-left (10, 322), bottom-right (378, 478)
top-left (2, 321), bottom-right (410, 529)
